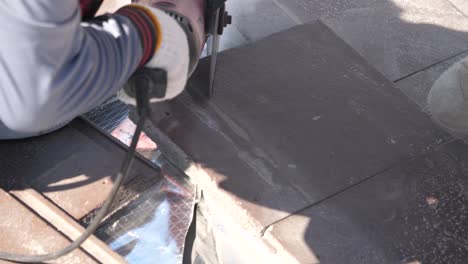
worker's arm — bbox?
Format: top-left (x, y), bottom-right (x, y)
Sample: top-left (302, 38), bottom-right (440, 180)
top-left (0, 1), bottom-right (188, 139)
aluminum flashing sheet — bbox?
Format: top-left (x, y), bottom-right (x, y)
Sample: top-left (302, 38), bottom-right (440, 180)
top-left (85, 100), bottom-right (196, 264)
top-left (96, 174), bottom-right (195, 264)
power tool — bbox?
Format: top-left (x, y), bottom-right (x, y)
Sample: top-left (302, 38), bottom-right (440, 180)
top-left (127, 0), bottom-right (231, 98)
top-left (0, 0), bottom-right (230, 262)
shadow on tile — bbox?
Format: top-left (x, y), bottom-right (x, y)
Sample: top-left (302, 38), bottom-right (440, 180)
top-left (141, 16), bottom-right (468, 262)
top-left (273, 0), bottom-right (468, 81)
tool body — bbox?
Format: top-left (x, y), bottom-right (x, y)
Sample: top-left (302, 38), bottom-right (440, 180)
top-left (138, 0), bottom-right (231, 97)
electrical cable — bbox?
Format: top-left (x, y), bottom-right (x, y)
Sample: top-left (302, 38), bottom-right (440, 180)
top-left (0, 84), bottom-right (151, 263)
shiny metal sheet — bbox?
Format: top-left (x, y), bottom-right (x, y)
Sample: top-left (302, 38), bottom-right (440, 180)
top-left (84, 100), bottom-right (196, 264)
top-left (96, 176), bottom-right (195, 264)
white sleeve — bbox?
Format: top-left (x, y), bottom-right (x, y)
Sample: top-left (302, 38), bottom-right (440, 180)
top-left (0, 1), bottom-right (143, 139)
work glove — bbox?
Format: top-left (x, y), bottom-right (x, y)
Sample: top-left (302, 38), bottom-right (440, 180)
top-left (116, 4), bottom-right (189, 105)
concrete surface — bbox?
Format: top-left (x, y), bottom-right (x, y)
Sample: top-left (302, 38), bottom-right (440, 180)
top-left (269, 0), bottom-right (468, 81)
top-left (449, 0), bottom-right (468, 15)
top-left (271, 141), bottom-right (468, 264)
top-left (226, 0), bottom-right (297, 42)
top-left (222, 0), bottom-right (468, 91)
top-left (395, 52), bottom-right (468, 142)
top-left (396, 52), bottom-right (468, 112)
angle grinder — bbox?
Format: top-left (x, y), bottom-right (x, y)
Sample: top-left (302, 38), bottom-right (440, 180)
top-left (125, 0), bottom-right (231, 100)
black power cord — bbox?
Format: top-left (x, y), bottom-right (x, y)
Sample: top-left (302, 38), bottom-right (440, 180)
top-left (0, 79), bottom-right (152, 263)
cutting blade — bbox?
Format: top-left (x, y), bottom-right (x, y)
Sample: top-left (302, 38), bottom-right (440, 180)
top-left (208, 8), bottom-right (221, 98)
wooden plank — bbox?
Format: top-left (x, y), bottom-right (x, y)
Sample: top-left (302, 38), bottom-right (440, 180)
top-left (0, 119), bottom-right (163, 220)
top-left (10, 189), bottom-right (126, 264)
top-left (0, 189), bottom-right (96, 264)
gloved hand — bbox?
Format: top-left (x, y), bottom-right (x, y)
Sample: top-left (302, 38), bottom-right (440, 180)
top-left (117, 4), bottom-right (189, 105)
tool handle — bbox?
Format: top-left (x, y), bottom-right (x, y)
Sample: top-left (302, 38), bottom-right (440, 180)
top-left (124, 68), bottom-right (168, 111)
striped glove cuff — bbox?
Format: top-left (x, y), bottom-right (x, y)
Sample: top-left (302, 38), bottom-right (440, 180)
top-left (117, 5), bottom-right (162, 67)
